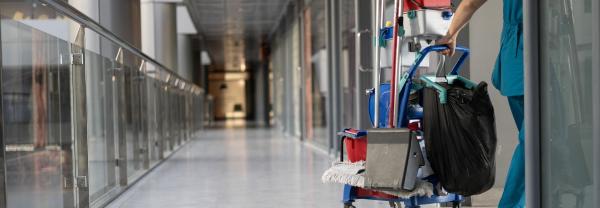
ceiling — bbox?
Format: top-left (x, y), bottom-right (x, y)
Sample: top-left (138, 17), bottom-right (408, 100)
top-left (187, 0), bottom-right (292, 70)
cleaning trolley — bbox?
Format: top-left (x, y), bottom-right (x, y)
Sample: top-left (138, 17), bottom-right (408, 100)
top-left (322, 0), bottom-right (498, 207)
top-left (327, 45), bottom-right (470, 208)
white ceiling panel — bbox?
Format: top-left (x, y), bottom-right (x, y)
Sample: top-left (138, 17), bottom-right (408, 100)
top-left (188, 0), bottom-right (292, 70)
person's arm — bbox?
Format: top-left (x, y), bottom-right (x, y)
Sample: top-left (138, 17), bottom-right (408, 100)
top-left (437, 0), bottom-right (487, 56)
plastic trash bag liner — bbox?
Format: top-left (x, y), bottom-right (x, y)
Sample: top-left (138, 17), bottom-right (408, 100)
top-left (422, 80), bottom-right (497, 196)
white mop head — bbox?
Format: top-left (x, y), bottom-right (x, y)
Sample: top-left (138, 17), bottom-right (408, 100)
top-left (322, 161), bottom-right (366, 187)
top-left (322, 161), bottom-right (433, 198)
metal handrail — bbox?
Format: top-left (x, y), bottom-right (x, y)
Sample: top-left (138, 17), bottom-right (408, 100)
top-left (38, 0), bottom-right (200, 90)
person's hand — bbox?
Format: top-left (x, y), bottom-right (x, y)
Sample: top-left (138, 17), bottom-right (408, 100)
top-left (437, 33), bottom-right (458, 56)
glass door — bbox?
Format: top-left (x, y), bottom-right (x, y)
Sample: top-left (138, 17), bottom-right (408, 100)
top-left (539, 0), bottom-right (599, 206)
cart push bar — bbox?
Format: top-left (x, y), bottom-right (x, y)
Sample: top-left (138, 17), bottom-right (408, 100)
top-left (393, 45), bottom-right (471, 126)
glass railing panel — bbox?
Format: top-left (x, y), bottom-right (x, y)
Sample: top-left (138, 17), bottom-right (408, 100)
top-left (93, 35), bottom-right (124, 198)
top-left (84, 29), bottom-right (119, 202)
top-left (164, 86), bottom-right (173, 152)
top-left (131, 53), bottom-right (149, 171)
top-left (0, 13), bottom-right (79, 208)
top-left (120, 49), bottom-right (142, 178)
top-left (0, 1), bottom-right (205, 207)
top-left (145, 62), bottom-right (160, 164)
top-left (136, 60), bottom-right (150, 170)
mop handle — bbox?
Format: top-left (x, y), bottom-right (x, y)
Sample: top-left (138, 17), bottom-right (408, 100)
top-left (372, 0), bottom-right (386, 128)
top-left (387, 0), bottom-right (403, 128)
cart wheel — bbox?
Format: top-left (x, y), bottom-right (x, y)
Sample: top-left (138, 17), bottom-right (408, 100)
top-left (343, 204), bottom-right (356, 208)
top-left (388, 201), bottom-right (397, 208)
top-left (452, 201), bottom-right (461, 208)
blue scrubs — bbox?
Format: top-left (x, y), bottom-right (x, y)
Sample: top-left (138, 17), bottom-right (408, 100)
top-left (500, 96), bottom-right (525, 208)
top-left (492, 0), bottom-right (523, 96)
top-left (492, 0), bottom-right (525, 207)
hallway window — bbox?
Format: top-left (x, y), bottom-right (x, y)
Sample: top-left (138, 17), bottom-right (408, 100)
top-left (303, 0), bottom-right (329, 148)
top-left (339, 0), bottom-right (357, 128)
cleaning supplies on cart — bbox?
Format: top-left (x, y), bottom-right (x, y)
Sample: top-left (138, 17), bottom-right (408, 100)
top-left (422, 79), bottom-right (497, 196)
top-left (368, 83), bottom-right (423, 127)
top-left (364, 128), bottom-right (424, 191)
top-left (403, 0), bottom-right (451, 12)
top-left (322, 128), bottom-right (434, 198)
top-left (329, 45), bottom-right (473, 208)
top-left (322, 161), bottom-right (434, 198)
top-left (322, 161), bottom-right (366, 187)
top-left (403, 9), bottom-right (453, 38)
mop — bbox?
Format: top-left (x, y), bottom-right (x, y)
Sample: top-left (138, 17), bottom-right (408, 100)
top-left (322, 161), bottom-right (434, 198)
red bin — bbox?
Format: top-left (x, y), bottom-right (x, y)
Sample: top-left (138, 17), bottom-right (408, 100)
top-left (340, 129), bottom-right (368, 162)
top-left (404, 0), bottom-right (452, 12)
top-left (356, 188), bottom-right (398, 200)
top-left (340, 129), bottom-right (398, 200)
top-left (343, 137), bottom-right (367, 162)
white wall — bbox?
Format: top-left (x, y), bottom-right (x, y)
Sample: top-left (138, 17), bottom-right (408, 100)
top-left (141, 0), bottom-right (156, 58)
top-left (141, 0), bottom-right (178, 70)
top-left (176, 5), bottom-right (198, 81)
top-left (68, 0), bottom-right (100, 54)
top-left (177, 34), bottom-right (193, 80)
top-left (469, 0), bottom-right (519, 194)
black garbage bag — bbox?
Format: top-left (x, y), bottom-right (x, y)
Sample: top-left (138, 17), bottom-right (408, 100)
top-left (422, 80), bottom-right (497, 196)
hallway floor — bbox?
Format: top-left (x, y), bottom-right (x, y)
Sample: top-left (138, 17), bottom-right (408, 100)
top-left (105, 128), bottom-right (494, 208)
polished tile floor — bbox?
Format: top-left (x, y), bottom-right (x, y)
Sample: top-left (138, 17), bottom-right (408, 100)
top-left (105, 128), bottom-right (493, 208)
